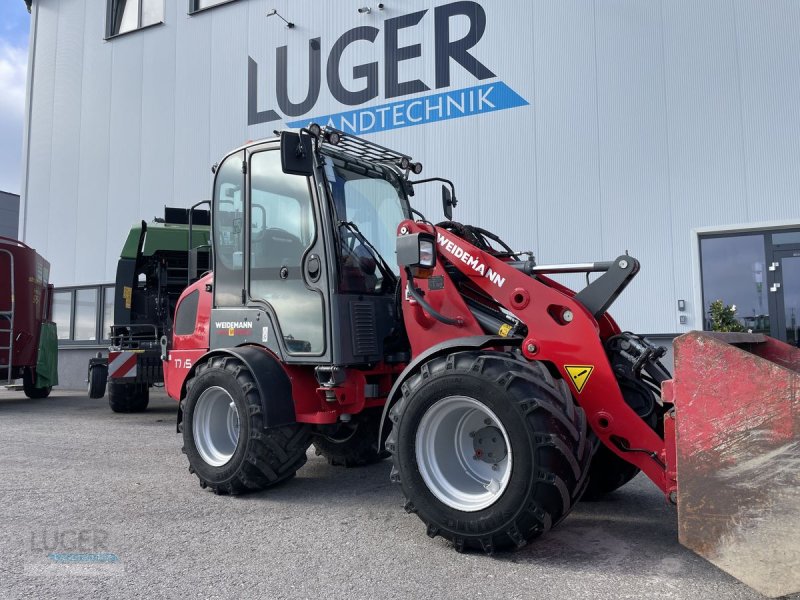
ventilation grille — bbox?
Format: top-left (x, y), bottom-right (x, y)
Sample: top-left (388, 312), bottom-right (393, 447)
top-left (350, 301), bottom-right (378, 357)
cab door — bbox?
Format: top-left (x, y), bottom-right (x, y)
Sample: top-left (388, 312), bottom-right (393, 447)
top-left (245, 146), bottom-right (330, 361)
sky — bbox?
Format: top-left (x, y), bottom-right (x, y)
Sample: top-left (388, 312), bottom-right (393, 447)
top-left (0, 1), bottom-right (30, 195)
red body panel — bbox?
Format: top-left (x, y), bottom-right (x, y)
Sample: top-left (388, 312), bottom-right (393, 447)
top-left (163, 272), bottom-right (403, 424)
top-left (399, 220), bottom-right (669, 494)
top-left (0, 236), bottom-right (52, 372)
top-left (164, 275), bottom-right (213, 399)
top-left (286, 362), bottom-right (404, 424)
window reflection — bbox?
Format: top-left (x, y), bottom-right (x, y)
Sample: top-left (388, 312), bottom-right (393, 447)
top-left (102, 287), bottom-right (115, 340)
top-left (108, 0), bottom-right (164, 37)
top-left (52, 292), bottom-right (72, 340)
top-left (773, 231), bottom-right (800, 246)
top-left (782, 255), bottom-right (800, 347)
top-left (700, 235), bottom-right (768, 333)
top-left (74, 289), bottom-right (98, 341)
top-left (192, 0), bottom-right (235, 11)
top-left (249, 150), bottom-right (323, 354)
top-left (212, 153), bottom-right (245, 306)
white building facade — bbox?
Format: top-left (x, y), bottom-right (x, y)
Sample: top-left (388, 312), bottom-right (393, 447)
top-left (19, 0), bottom-right (800, 386)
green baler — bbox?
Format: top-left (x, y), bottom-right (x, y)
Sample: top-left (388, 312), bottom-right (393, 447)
top-left (87, 207), bottom-right (210, 412)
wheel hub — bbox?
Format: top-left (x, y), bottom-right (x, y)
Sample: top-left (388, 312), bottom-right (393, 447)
top-left (472, 426), bottom-right (507, 464)
top-left (415, 396), bottom-right (512, 512)
top-left (193, 386), bottom-right (241, 467)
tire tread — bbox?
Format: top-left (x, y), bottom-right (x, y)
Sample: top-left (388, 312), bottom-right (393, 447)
top-left (388, 350), bottom-right (592, 553)
top-left (183, 356), bottom-right (310, 494)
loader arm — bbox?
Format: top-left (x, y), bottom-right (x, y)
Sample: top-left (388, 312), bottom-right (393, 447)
top-left (398, 219), bottom-right (671, 495)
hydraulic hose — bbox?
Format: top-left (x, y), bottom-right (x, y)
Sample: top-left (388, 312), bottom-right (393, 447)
top-left (403, 268), bottom-right (461, 326)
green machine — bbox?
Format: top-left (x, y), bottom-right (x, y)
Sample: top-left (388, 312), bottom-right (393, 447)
top-left (87, 206), bottom-right (210, 412)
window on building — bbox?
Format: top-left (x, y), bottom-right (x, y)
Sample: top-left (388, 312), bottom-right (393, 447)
top-left (699, 227), bottom-right (800, 345)
top-left (102, 287), bottom-right (115, 341)
top-left (190, 0), bottom-right (237, 13)
top-left (700, 234), bottom-right (768, 334)
top-left (107, 0), bottom-right (163, 37)
top-left (52, 291), bottom-right (73, 341)
top-left (74, 289), bottom-right (99, 341)
top-left (52, 285), bottom-right (114, 343)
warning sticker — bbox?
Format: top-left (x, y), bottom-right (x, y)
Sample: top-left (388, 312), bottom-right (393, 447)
top-left (565, 365), bottom-right (594, 393)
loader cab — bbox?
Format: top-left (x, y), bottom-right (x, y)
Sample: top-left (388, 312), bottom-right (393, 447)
top-left (209, 132), bottom-right (412, 366)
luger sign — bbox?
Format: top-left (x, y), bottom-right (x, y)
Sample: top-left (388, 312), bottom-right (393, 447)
top-left (247, 1), bottom-right (528, 134)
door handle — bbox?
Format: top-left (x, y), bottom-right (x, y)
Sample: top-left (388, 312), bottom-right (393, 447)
top-left (306, 254), bottom-right (321, 282)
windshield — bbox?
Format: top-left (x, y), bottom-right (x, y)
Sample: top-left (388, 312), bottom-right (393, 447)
top-left (324, 156), bottom-right (410, 294)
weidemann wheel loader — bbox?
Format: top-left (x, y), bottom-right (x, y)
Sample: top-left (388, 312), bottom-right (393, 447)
top-left (163, 126), bottom-right (799, 597)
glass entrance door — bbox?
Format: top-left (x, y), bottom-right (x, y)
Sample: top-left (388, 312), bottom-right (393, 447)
top-left (773, 250), bottom-right (800, 347)
top-left (700, 227), bottom-right (800, 343)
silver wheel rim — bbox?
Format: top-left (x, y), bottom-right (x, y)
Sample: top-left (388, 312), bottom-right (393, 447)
top-left (193, 386), bottom-right (240, 467)
top-left (415, 396), bottom-right (512, 512)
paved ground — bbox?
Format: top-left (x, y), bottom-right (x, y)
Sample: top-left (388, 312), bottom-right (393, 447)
top-left (0, 389), bottom-right (794, 600)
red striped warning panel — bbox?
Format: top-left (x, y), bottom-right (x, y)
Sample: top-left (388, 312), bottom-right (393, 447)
top-left (108, 351), bottom-right (138, 379)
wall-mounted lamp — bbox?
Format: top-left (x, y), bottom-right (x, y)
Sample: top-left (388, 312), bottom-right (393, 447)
top-left (267, 9), bottom-right (294, 28)
top-left (358, 4), bottom-right (384, 14)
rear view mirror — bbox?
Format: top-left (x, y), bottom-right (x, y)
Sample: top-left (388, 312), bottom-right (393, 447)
top-left (442, 185), bottom-right (454, 220)
top-left (280, 131), bottom-right (314, 176)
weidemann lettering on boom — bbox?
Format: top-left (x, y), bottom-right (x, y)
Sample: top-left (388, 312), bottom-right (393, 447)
top-left (437, 233), bottom-right (505, 288)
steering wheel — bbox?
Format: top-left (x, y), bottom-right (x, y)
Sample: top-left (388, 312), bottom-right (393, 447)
top-left (264, 227), bottom-right (302, 247)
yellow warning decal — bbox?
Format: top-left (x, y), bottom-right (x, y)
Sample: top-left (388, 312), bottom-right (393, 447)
top-left (497, 323), bottom-right (512, 337)
top-left (123, 286), bottom-right (132, 309)
top-left (565, 365), bottom-right (594, 393)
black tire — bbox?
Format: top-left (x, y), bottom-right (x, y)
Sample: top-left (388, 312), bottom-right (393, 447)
top-left (312, 407), bottom-right (390, 467)
top-left (581, 444), bottom-right (639, 500)
top-left (108, 381), bottom-right (149, 413)
top-left (582, 378), bottom-right (664, 500)
top-left (23, 367), bottom-right (52, 399)
top-left (87, 365), bottom-right (107, 399)
top-left (182, 356), bottom-right (310, 495)
top-left (387, 351), bottom-right (591, 553)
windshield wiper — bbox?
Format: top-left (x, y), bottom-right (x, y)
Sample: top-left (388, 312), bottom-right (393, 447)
top-left (338, 220), bottom-right (397, 288)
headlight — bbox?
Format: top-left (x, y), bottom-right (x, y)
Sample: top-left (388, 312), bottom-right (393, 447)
top-left (397, 232), bottom-right (437, 277)
top-left (418, 239), bottom-right (435, 268)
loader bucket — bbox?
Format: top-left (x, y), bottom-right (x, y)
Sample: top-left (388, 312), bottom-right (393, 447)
top-left (666, 331), bottom-right (800, 598)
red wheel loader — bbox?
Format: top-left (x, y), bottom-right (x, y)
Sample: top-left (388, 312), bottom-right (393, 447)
top-left (164, 127), bottom-right (799, 597)
top-left (0, 236), bottom-right (58, 398)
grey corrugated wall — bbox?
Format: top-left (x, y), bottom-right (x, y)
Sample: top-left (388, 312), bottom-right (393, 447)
top-left (20, 0), bottom-right (800, 334)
